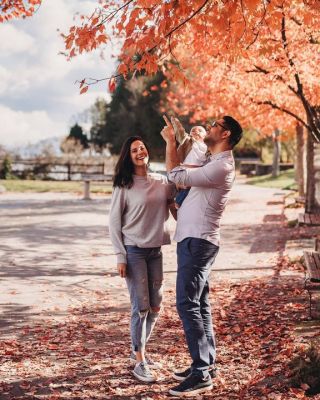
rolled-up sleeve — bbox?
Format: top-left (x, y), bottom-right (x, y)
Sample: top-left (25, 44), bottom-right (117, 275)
top-left (166, 182), bottom-right (177, 200)
top-left (168, 163), bottom-right (230, 188)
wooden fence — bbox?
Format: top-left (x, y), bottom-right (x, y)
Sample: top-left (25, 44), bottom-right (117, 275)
top-left (0, 159), bottom-right (110, 181)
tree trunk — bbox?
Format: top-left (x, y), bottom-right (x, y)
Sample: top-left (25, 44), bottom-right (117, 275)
top-left (272, 129), bottom-right (281, 178)
top-left (295, 123), bottom-right (305, 198)
top-left (314, 142), bottom-right (320, 210)
top-left (305, 131), bottom-right (315, 212)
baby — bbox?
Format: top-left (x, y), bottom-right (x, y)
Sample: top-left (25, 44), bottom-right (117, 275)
top-left (164, 116), bottom-right (208, 208)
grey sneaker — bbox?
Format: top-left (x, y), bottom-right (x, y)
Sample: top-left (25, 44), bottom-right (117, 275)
top-left (130, 352), bottom-right (162, 369)
top-left (133, 361), bottom-right (157, 383)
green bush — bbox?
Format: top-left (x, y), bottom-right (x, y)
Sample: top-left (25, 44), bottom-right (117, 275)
top-left (0, 155), bottom-right (12, 179)
top-left (289, 343), bottom-right (320, 395)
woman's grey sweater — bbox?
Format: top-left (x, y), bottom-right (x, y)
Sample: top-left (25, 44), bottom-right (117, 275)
top-left (109, 173), bottom-right (175, 264)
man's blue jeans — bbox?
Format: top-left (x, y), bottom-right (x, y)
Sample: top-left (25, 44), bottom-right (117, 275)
top-left (176, 238), bottom-right (219, 378)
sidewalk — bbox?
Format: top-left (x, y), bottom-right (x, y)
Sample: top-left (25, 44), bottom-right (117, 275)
top-left (0, 182), bottom-right (319, 399)
top-left (0, 182), bottom-right (292, 329)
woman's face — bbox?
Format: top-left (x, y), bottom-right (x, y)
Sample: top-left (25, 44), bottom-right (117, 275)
top-left (130, 140), bottom-right (149, 169)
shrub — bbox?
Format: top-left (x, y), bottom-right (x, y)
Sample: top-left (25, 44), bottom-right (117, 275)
top-left (289, 343), bottom-right (320, 395)
top-left (0, 155), bottom-right (12, 179)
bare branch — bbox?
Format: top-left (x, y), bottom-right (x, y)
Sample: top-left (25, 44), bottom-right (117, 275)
top-left (256, 100), bottom-right (310, 130)
top-left (246, 2), bottom-right (269, 49)
top-left (245, 65), bottom-right (298, 95)
top-left (289, 15), bottom-right (319, 44)
top-left (168, 33), bottom-right (183, 71)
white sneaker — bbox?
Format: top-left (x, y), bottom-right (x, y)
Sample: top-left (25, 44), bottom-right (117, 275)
top-left (133, 361), bottom-right (157, 383)
top-left (129, 352), bottom-right (162, 369)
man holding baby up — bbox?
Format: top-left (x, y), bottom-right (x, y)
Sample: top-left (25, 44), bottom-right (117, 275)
top-left (161, 115), bottom-right (243, 397)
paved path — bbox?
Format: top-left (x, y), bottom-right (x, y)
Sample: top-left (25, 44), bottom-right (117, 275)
top-left (0, 182), bottom-right (296, 336)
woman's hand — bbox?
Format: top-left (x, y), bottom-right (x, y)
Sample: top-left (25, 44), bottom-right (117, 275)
top-left (117, 263), bottom-right (127, 278)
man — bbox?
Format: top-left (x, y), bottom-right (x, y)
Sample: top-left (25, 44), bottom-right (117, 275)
top-left (161, 116), bottom-right (243, 397)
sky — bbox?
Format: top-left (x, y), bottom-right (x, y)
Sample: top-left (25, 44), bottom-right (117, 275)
top-left (0, 0), bottom-right (117, 148)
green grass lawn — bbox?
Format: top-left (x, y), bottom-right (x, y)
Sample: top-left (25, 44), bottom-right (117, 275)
top-left (246, 168), bottom-right (297, 190)
top-left (0, 179), bottom-right (113, 194)
top-left (1, 170), bottom-right (297, 193)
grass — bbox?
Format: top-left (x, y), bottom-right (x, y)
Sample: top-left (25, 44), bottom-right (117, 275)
top-left (1, 169), bottom-right (297, 192)
top-left (0, 179), bottom-right (113, 194)
top-left (246, 168), bottom-right (297, 190)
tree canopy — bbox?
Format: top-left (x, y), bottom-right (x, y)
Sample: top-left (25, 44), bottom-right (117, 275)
top-left (0, 0), bottom-right (41, 22)
top-left (2, 0), bottom-right (320, 141)
top-left (68, 123), bottom-right (89, 149)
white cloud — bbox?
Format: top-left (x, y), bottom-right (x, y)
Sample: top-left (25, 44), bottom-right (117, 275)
top-left (0, 0), bottom-right (117, 147)
top-left (0, 105), bottom-right (66, 147)
top-left (0, 65), bottom-right (30, 96)
top-left (0, 24), bottom-right (35, 55)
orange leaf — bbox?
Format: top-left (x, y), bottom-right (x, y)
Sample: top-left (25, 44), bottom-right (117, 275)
top-left (80, 86), bottom-right (89, 94)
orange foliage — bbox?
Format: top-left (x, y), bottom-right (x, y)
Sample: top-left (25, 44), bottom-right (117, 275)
top-left (162, 6), bottom-right (320, 139)
top-left (60, 0), bottom-right (319, 140)
top-left (2, 0), bottom-right (319, 139)
top-left (0, 0), bottom-right (42, 22)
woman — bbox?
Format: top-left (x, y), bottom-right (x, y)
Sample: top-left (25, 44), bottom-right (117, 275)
top-left (109, 136), bottom-right (175, 383)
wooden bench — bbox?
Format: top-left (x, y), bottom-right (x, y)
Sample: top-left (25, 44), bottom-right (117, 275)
top-left (303, 250), bottom-right (320, 318)
top-left (298, 213), bottom-right (320, 226)
top-left (81, 173), bottom-right (113, 200)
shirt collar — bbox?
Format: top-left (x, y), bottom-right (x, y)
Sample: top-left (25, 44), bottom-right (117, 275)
top-left (209, 150), bottom-right (233, 161)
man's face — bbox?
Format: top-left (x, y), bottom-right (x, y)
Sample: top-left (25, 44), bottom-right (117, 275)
top-left (204, 119), bottom-right (229, 147)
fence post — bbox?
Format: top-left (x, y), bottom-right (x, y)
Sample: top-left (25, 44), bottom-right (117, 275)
top-left (67, 162), bottom-right (71, 181)
top-left (83, 180), bottom-right (91, 200)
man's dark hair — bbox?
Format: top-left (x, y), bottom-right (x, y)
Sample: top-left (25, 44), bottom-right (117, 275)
top-left (222, 116), bottom-right (243, 148)
top-left (113, 135), bottom-right (150, 189)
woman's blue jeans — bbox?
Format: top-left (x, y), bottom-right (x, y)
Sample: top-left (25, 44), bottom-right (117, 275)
top-left (125, 246), bottom-right (163, 352)
top-left (176, 238), bottom-right (219, 378)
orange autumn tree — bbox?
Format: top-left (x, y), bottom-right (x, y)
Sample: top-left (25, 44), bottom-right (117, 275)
top-left (160, 5), bottom-right (318, 204)
top-left (2, 0), bottom-right (319, 143)
top-left (0, 0), bottom-right (41, 22)
top-left (59, 0), bottom-right (320, 141)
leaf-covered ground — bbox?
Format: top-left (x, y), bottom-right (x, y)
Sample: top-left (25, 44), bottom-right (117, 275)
top-left (1, 270), bottom-right (319, 399)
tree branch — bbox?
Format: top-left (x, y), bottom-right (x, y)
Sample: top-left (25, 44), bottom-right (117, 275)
top-left (281, 13), bottom-right (320, 138)
top-left (255, 99), bottom-right (310, 130)
top-left (245, 2), bottom-right (269, 49)
top-left (168, 33), bottom-right (182, 70)
top-left (245, 65), bottom-right (298, 96)
top-left (146, 0), bottom-right (210, 55)
top-left (289, 15), bottom-right (319, 44)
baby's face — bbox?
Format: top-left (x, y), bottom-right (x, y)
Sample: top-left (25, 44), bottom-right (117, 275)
top-left (190, 126), bottom-right (207, 142)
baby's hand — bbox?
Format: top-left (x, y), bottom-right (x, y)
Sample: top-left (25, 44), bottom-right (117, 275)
top-left (171, 117), bottom-right (184, 133)
top-left (171, 117), bottom-right (186, 144)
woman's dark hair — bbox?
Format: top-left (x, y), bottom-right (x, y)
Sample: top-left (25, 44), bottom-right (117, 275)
top-left (113, 135), bottom-right (149, 188)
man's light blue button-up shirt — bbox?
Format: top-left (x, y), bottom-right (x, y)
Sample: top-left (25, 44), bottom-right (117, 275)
top-left (168, 150), bottom-right (235, 246)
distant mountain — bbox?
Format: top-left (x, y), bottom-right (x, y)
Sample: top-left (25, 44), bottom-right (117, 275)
top-left (8, 137), bottom-right (63, 158)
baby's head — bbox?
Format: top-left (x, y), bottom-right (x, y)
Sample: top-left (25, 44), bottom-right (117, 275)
top-left (190, 126), bottom-right (207, 142)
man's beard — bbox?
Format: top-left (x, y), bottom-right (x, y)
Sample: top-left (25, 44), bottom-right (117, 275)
top-left (204, 136), bottom-right (217, 146)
